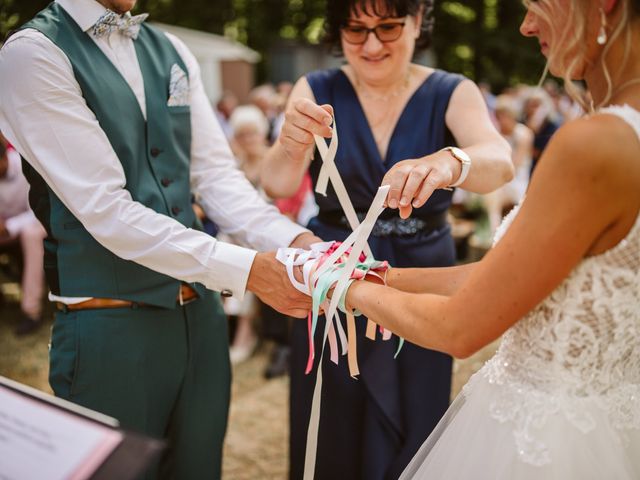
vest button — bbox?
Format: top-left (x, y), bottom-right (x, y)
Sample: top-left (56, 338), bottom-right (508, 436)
top-left (161, 178), bottom-right (172, 187)
top-left (150, 147), bottom-right (162, 157)
top-left (171, 206), bottom-right (182, 215)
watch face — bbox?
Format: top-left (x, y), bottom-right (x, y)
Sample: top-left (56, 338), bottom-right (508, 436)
top-left (444, 146), bottom-right (471, 187)
top-left (450, 147), bottom-right (471, 164)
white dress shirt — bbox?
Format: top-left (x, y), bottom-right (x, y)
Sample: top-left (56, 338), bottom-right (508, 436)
top-left (0, 0), bottom-right (307, 300)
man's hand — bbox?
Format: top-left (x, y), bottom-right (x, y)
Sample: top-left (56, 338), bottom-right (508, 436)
top-left (246, 251), bottom-right (311, 318)
top-left (288, 231), bottom-right (322, 250)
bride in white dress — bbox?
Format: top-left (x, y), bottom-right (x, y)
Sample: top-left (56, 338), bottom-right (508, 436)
top-left (342, 0), bottom-right (640, 477)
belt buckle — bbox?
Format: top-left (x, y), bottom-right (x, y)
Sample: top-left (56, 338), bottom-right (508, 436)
top-left (179, 296), bottom-right (197, 306)
top-left (178, 285), bottom-right (197, 306)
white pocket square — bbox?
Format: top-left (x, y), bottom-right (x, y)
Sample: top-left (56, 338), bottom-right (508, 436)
top-left (167, 64), bottom-right (189, 107)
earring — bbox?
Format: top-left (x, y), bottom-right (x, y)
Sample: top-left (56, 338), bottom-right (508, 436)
top-left (597, 7), bottom-right (607, 45)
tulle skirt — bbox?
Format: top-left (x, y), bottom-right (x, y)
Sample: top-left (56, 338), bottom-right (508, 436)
top-left (400, 372), bottom-right (640, 479)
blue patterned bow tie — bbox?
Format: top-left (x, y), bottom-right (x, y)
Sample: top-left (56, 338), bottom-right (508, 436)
top-left (92, 10), bottom-right (149, 40)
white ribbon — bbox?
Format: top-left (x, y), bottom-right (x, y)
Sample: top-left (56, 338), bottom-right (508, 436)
top-left (313, 120), bottom-right (373, 258)
top-left (276, 242), bottom-right (333, 295)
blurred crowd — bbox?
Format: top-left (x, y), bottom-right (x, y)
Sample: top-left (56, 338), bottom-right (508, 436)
top-left (455, 78), bottom-right (584, 242)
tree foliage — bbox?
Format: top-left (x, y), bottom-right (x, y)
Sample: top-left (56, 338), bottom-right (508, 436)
top-left (431, 0), bottom-right (546, 90)
top-left (0, 0), bottom-right (546, 91)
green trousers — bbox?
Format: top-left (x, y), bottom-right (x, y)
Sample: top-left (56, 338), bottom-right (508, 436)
top-left (49, 291), bottom-right (230, 480)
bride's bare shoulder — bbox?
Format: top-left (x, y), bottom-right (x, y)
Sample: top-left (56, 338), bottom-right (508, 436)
top-left (539, 113), bottom-right (639, 182)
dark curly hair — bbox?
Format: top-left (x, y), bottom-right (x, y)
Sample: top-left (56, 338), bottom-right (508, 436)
top-left (323, 0), bottom-right (434, 54)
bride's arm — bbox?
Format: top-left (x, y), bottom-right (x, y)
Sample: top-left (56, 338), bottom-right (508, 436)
top-left (385, 263), bottom-right (476, 296)
top-left (346, 115), bottom-right (639, 359)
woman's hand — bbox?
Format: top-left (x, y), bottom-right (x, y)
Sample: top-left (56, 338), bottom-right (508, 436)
top-left (279, 98), bottom-right (334, 161)
top-left (381, 150), bottom-right (462, 218)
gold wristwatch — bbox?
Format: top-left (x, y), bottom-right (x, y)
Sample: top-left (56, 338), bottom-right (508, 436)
top-left (442, 146), bottom-right (471, 188)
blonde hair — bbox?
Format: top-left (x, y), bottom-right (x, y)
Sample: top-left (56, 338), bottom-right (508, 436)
top-left (527, 0), bottom-right (636, 111)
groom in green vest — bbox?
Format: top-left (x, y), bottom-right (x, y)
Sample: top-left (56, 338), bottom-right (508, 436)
top-left (0, 0), bottom-right (318, 478)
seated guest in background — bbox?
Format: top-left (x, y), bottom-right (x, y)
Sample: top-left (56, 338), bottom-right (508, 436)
top-left (523, 88), bottom-right (561, 174)
top-left (230, 104), bottom-right (270, 187)
top-left (485, 95), bottom-right (534, 234)
top-left (214, 90), bottom-right (238, 141)
top-left (249, 84), bottom-right (280, 144)
top-left (0, 135), bottom-right (47, 335)
top-left (225, 104), bottom-right (272, 364)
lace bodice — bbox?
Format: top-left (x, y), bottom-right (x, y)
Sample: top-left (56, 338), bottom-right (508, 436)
top-left (467, 105), bottom-right (640, 466)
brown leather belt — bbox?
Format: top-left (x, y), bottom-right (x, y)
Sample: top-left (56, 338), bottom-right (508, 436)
top-left (56, 284), bottom-right (199, 311)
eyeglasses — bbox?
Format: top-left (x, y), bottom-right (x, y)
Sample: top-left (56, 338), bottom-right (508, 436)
top-left (341, 21), bottom-right (406, 45)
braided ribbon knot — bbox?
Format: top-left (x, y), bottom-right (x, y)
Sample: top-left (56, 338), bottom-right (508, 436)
top-left (92, 10), bottom-right (149, 40)
top-left (275, 119), bottom-right (404, 480)
top-left (276, 236), bottom-right (399, 377)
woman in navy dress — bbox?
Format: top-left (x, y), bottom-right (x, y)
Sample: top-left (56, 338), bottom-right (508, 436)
top-left (262, 1), bottom-right (513, 478)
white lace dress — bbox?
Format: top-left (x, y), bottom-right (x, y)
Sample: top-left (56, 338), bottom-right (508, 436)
top-left (400, 105), bottom-right (640, 480)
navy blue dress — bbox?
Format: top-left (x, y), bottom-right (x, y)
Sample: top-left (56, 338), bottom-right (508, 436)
top-left (289, 68), bottom-right (465, 480)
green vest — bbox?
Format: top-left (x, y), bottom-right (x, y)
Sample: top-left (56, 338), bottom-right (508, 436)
top-left (20, 3), bottom-right (204, 308)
